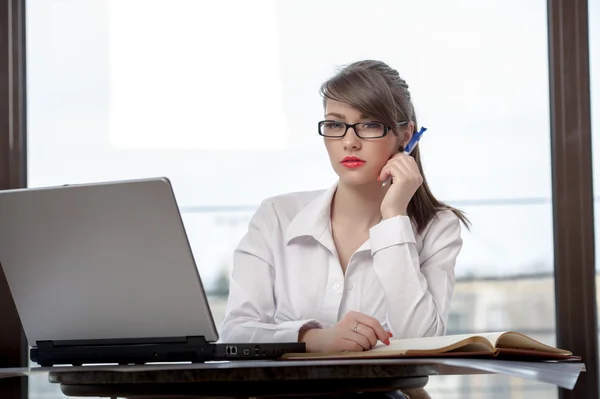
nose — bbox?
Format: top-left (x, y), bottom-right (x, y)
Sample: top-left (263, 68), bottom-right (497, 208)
top-left (342, 126), bottom-right (362, 151)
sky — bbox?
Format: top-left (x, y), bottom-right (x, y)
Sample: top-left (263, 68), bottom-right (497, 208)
top-left (23, 0), bottom-right (600, 287)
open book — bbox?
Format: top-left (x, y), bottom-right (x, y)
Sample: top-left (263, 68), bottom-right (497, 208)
top-left (282, 331), bottom-right (580, 361)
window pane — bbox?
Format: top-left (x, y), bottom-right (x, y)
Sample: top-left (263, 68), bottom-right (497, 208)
top-left (25, 1), bottom-right (556, 398)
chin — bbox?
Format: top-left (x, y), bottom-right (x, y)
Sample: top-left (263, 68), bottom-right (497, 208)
top-left (337, 173), bottom-right (376, 186)
top-left (331, 163), bottom-right (379, 186)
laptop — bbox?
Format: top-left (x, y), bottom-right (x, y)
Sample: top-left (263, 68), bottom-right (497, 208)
top-left (0, 177), bottom-right (305, 366)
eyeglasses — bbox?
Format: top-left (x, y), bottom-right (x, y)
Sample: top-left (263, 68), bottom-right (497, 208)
top-left (318, 120), bottom-right (408, 139)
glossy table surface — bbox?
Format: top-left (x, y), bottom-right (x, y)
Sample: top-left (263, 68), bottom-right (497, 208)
top-left (41, 358), bottom-right (586, 398)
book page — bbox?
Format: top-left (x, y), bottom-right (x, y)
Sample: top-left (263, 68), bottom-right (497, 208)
top-left (282, 333), bottom-right (502, 359)
top-left (370, 332), bottom-right (508, 353)
top-left (497, 332), bottom-right (572, 354)
top-left (281, 331), bottom-right (574, 360)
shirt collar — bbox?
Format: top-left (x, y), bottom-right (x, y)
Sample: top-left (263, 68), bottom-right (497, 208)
top-left (285, 183), bottom-right (338, 245)
top-left (284, 183), bottom-right (423, 255)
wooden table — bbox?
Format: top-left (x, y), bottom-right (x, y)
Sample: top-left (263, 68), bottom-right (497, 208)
top-left (40, 358), bottom-right (585, 398)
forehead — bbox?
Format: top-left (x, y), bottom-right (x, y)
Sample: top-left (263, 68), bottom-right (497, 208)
top-left (325, 99), bottom-right (368, 120)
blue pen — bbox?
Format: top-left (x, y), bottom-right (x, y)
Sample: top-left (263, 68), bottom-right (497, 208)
top-left (381, 126), bottom-right (427, 187)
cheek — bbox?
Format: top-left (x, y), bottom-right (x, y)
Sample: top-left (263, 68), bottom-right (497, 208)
top-left (324, 140), bottom-right (339, 160)
top-left (374, 142), bottom-right (398, 161)
top-left (363, 142), bottom-right (398, 171)
top-left (391, 136), bottom-right (402, 152)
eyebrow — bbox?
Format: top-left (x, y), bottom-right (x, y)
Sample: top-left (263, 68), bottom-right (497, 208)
top-left (325, 112), bottom-right (373, 120)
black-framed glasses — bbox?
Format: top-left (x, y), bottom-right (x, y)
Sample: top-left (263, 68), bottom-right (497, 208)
top-left (318, 120), bottom-right (408, 139)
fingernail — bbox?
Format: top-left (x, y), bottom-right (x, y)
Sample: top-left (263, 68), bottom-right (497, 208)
top-left (384, 339), bottom-right (391, 345)
top-left (377, 176), bottom-right (381, 181)
top-left (387, 332), bottom-right (393, 338)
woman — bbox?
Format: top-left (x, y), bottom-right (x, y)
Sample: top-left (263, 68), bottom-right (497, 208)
top-left (220, 60), bottom-right (469, 354)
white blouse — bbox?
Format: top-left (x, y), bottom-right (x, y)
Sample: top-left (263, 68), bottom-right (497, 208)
top-left (219, 183), bottom-right (463, 344)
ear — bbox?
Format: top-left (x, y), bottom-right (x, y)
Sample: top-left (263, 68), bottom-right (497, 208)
top-left (400, 121), bottom-right (415, 148)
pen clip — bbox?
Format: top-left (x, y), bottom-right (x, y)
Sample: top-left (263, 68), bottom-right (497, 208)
top-left (403, 126), bottom-right (427, 155)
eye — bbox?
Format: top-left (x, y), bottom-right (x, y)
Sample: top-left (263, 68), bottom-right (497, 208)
top-left (362, 122), bottom-right (383, 129)
top-left (323, 121), bottom-right (344, 129)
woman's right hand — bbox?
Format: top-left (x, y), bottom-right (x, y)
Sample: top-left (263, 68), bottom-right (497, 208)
top-left (299, 311), bottom-right (392, 353)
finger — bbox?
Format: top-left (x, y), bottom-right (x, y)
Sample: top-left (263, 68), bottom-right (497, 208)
top-left (353, 314), bottom-right (389, 344)
top-left (355, 323), bottom-right (378, 347)
top-left (401, 160), bottom-right (423, 184)
top-left (378, 164), bottom-right (392, 182)
top-left (393, 157), bottom-right (421, 182)
top-left (389, 162), bottom-right (410, 179)
top-left (344, 332), bottom-right (371, 350)
top-left (379, 159), bottom-right (406, 182)
top-left (392, 152), bottom-right (413, 161)
top-left (402, 156), bottom-right (420, 174)
top-left (341, 339), bottom-right (365, 352)
top-left (379, 153), bottom-right (406, 181)
top-left (345, 312), bottom-right (388, 341)
top-left (385, 164), bottom-right (409, 187)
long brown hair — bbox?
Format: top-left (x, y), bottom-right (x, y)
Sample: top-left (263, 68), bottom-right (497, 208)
top-left (320, 60), bottom-right (470, 232)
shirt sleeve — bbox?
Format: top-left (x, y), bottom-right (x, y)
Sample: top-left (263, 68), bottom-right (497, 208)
top-left (368, 210), bottom-right (463, 338)
top-left (219, 201), bottom-right (322, 343)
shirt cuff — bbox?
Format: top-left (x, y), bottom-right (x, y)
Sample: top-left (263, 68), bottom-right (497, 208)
top-left (369, 215), bottom-right (416, 254)
top-left (272, 319), bottom-right (323, 342)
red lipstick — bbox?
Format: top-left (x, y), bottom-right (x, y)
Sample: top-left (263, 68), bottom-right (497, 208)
top-left (341, 156), bottom-right (366, 169)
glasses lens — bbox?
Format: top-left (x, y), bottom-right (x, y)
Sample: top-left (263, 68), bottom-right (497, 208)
top-left (320, 121), bottom-right (346, 137)
top-left (357, 122), bottom-right (386, 138)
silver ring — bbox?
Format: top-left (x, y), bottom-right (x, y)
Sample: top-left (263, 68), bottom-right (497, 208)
top-left (352, 321), bottom-right (360, 333)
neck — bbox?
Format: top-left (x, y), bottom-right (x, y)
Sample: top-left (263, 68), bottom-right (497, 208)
top-left (331, 179), bottom-right (387, 229)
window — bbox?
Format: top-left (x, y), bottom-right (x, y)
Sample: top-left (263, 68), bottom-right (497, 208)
top-left (25, 1), bottom-right (557, 397)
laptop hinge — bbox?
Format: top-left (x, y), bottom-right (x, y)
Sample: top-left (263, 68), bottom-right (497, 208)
top-left (35, 336), bottom-right (209, 348)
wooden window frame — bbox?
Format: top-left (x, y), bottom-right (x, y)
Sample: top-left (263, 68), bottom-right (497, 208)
top-left (0, 1), bottom-right (27, 398)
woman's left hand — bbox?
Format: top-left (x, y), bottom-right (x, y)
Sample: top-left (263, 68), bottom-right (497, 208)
top-left (378, 153), bottom-right (423, 219)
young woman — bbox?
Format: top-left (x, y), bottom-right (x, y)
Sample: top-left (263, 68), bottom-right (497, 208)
top-left (220, 60), bottom-right (469, 354)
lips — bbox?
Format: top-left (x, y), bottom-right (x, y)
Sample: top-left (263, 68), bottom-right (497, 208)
top-left (341, 156), bottom-right (366, 169)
